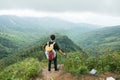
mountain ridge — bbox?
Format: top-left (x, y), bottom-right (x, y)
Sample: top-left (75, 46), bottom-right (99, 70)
top-left (77, 25), bottom-right (120, 55)
top-left (0, 15), bottom-right (99, 58)
top-left (0, 35), bottom-right (82, 71)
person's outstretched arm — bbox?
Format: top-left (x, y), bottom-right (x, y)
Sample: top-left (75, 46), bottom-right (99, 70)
top-left (55, 42), bottom-right (66, 56)
top-left (59, 49), bottom-right (66, 56)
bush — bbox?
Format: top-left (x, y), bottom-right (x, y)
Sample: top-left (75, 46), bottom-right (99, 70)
top-left (85, 57), bottom-right (97, 70)
top-left (63, 51), bottom-right (120, 76)
top-left (63, 52), bottom-right (86, 75)
top-left (78, 65), bottom-right (88, 74)
top-left (0, 58), bottom-right (46, 80)
top-left (102, 53), bottom-right (120, 73)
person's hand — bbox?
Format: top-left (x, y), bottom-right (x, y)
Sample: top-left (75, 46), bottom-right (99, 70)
top-left (63, 53), bottom-right (66, 56)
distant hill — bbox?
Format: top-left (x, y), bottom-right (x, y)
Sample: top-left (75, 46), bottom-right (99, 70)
top-left (0, 15), bottom-right (100, 41)
top-left (0, 15), bottom-right (99, 34)
top-left (0, 15), bottom-right (99, 58)
top-left (77, 26), bottom-right (120, 54)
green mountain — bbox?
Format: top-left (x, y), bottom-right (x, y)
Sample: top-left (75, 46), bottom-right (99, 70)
top-left (0, 15), bottom-right (99, 34)
top-left (41, 34), bottom-right (82, 52)
top-left (77, 26), bottom-right (120, 55)
top-left (1, 15), bottom-right (120, 56)
top-left (0, 34), bottom-right (18, 58)
top-left (0, 15), bottom-right (99, 59)
top-left (0, 15), bottom-right (100, 42)
top-left (0, 35), bottom-right (82, 71)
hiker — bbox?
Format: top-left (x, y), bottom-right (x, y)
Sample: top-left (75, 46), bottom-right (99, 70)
top-left (44, 34), bottom-right (66, 72)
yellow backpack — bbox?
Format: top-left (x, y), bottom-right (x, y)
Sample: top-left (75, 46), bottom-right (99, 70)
top-left (45, 42), bottom-right (55, 52)
top-left (45, 42), bottom-right (56, 60)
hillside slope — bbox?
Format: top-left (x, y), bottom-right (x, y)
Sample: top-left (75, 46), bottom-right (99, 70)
top-left (0, 34), bottom-right (18, 58)
top-left (0, 15), bottom-right (100, 42)
top-left (0, 15), bottom-right (97, 58)
top-left (0, 35), bottom-right (82, 71)
top-left (78, 26), bottom-right (120, 54)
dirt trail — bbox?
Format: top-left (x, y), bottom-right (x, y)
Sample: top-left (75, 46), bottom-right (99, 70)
top-left (35, 64), bottom-right (76, 80)
top-left (35, 64), bottom-right (119, 80)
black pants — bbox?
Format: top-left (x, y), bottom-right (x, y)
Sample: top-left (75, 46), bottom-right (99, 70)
top-left (48, 56), bottom-right (57, 71)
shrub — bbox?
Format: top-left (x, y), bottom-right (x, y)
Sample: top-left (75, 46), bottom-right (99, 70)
top-left (0, 58), bottom-right (46, 80)
top-left (64, 51), bottom-right (120, 76)
top-left (63, 52), bottom-right (86, 75)
top-left (78, 65), bottom-right (88, 74)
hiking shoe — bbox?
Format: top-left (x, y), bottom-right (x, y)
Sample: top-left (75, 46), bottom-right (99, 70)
top-left (55, 69), bottom-right (59, 71)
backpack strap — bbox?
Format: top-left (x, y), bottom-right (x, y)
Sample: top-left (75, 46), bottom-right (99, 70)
top-left (53, 42), bottom-right (55, 45)
top-left (47, 42), bottom-right (55, 46)
top-left (47, 42), bottom-right (49, 46)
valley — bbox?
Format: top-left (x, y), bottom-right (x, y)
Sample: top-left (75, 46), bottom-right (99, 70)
top-left (0, 15), bottom-right (120, 80)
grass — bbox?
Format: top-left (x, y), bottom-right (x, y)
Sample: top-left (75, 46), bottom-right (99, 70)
top-left (63, 51), bottom-right (120, 76)
top-left (0, 57), bottom-right (46, 80)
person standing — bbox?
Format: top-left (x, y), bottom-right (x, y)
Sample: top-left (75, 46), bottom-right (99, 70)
top-left (44, 34), bottom-right (66, 71)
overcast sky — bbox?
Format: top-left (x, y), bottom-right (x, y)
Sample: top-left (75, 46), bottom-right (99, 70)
top-left (0, 0), bottom-right (120, 26)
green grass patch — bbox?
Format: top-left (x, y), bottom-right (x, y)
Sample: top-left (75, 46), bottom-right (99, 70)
top-left (63, 51), bottom-right (120, 76)
top-left (0, 58), bottom-right (46, 80)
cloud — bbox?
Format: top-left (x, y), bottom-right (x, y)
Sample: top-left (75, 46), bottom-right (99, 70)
top-left (0, 0), bottom-right (120, 16)
top-left (0, 0), bottom-right (120, 26)
top-left (0, 10), bottom-right (120, 26)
